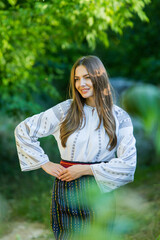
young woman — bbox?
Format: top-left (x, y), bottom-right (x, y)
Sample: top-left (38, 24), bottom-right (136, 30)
top-left (15, 55), bottom-right (137, 239)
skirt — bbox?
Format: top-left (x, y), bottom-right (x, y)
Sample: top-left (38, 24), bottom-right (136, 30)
top-left (50, 160), bottom-right (116, 240)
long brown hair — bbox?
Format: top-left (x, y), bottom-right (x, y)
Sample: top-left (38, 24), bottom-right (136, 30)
top-left (60, 55), bottom-right (117, 151)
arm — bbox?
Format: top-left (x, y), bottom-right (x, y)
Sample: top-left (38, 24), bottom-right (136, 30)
top-left (14, 99), bottom-right (71, 174)
top-left (90, 108), bottom-right (137, 193)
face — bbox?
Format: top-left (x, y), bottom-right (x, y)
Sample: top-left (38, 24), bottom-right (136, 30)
top-left (74, 65), bottom-right (94, 104)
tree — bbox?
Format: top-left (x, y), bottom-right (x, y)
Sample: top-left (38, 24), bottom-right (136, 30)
top-left (94, 0), bottom-right (160, 85)
top-left (0, 0), bottom-right (150, 115)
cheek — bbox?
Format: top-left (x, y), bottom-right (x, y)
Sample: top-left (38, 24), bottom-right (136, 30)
top-left (75, 81), bottom-right (79, 90)
top-left (88, 80), bottom-right (93, 88)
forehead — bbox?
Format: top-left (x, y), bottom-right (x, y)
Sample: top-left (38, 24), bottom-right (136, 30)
top-left (75, 65), bottom-right (89, 76)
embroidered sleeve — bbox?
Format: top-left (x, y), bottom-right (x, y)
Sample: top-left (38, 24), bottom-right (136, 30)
top-left (90, 106), bottom-right (137, 193)
top-left (14, 99), bottom-right (72, 171)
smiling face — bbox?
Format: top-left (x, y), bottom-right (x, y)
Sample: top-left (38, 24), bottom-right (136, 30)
top-left (74, 65), bottom-right (95, 106)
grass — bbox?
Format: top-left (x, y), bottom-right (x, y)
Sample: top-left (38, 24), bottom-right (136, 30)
top-left (0, 163), bottom-right (160, 239)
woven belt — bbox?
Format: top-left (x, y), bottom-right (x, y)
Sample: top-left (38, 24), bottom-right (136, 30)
top-left (60, 159), bottom-right (108, 168)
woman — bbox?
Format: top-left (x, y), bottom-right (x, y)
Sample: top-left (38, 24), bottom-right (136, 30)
top-left (14, 55), bottom-right (137, 239)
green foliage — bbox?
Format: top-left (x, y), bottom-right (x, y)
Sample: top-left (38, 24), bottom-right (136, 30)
top-left (0, 195), bottom-right (10, 224)
top-left (0, 0), bottom-right (150, 115)
top-left (121, 84), bottom-right (160, 156)
top-left (94, 0), bottom-right (160, 85)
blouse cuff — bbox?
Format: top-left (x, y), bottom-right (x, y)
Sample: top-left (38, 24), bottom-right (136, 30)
top-left (90, 164), bottom-right (114, 193)
top-left (19, 158), bottom-right (50, 171)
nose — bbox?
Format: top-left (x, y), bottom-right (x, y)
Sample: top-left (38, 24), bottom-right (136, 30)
top-left (79, 77), bottom-right (86, 86)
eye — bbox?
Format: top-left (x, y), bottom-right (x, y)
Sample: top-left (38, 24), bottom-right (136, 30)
top-left (74, 78), bottom-right (79, 81)
top-left (84, 75), bottom-right (90, 79)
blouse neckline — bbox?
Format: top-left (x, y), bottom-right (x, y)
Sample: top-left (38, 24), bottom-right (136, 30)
top-left (84, 103), bottom-right (96, 109)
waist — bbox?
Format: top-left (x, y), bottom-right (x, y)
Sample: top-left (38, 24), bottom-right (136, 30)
top-left (60, 159), bottom-right (108, 168)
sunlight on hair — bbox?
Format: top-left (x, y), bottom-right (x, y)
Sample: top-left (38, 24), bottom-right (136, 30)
top-left (102, 87), bottom-right (111, 96)
top-left (94, 67), bottom-right (106, 77)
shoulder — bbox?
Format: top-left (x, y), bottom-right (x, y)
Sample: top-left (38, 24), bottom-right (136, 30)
top-left (112, 104), bottom-right (133, 128)
top-left (57, 99), bottom-right (73, 110)
top-left (51, 99), bottom-right (73, 121)
top-left (113, 104), bottom-right (130, 118)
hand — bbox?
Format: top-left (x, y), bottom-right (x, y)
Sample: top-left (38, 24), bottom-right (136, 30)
top-left (41, 161), bottom-right (65, 178)
top-left (59, 164), bottom-right (93, 181)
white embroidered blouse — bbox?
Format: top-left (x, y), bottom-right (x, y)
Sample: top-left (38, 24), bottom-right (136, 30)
top-left (14, 99), bottom-right (137, 193)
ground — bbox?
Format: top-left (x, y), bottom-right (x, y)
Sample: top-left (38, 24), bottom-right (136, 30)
top-left (0, 221), bottom-right (53, 240)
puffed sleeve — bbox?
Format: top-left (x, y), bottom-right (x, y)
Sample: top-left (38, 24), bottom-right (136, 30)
top-left (14, 99), bottom-right (72, 171)
top-left (90, 106), bottom-right (137, 193)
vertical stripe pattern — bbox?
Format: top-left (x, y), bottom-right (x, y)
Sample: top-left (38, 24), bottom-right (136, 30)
top-left (51, 175), bottom-right (116, 240)
top-left (51, 176), bottom-right (98, 240)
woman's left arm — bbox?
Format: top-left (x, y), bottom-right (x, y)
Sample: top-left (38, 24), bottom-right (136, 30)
top-left (90, 108), bottom-right (137, 193)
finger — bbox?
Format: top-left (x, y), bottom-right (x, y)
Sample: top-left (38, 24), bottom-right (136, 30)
top-left (53, 166), bottom-right (65, 175)
top-left (66, 178), bottom-right (72, 182)
top-left (60, 165), bottom-right (66, 171)
top-left (52, 170), bottom-right (62, 178)
top-left (50, 172), bottom-right (59, 178)
top-left (59, 172), bottom-right (69, 178)
top-left (58, 168), bottom-right (66, 174)
top-left (61, 177), bottom-right (72, 181)
top-left (59, 169), bottom-right (68, 176)
top-left (56, 168), bottom-right (63, 175)
top-left (52, 169), bottom-right (60, 174)
top-left (59, 173), bottom-right (70, 180)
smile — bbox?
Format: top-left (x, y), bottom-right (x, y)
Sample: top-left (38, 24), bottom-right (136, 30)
top-left (81, 88), bottom-right (90, 93)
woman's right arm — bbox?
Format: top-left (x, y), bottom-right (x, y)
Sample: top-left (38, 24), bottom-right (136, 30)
top-left (14, 99), bottom-right (71, 176)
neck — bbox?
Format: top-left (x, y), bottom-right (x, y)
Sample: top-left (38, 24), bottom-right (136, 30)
top-left (85, 98), bottom-right (96, 107)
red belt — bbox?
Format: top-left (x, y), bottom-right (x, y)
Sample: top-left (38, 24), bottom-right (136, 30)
top-left (60, 160), bottom-right (93, 168)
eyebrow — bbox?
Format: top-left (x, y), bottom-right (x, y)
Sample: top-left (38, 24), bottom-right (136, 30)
top-left (74, 74), bottom-right (90, 78)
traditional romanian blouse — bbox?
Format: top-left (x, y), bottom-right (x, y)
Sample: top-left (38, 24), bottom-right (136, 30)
top-left (14, 99), bottom-right (137, 193)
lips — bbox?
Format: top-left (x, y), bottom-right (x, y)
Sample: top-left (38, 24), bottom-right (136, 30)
top-left (81, 88), bottom-right (90, 93)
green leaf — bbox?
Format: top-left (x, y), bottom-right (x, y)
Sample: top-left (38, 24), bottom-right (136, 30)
top-left (8, 0), bottom-right (17, 6)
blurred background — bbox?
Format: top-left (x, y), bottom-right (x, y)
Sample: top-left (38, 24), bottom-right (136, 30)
top-left (0, 0), bottom-right (160, 239)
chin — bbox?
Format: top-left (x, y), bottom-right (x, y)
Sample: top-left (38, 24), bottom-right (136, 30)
top-left (81, 94), bottom-right (90, 98)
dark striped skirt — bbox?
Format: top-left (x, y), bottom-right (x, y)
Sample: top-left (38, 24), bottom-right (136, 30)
top-left (50, 160), bottom-right (116, 240)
